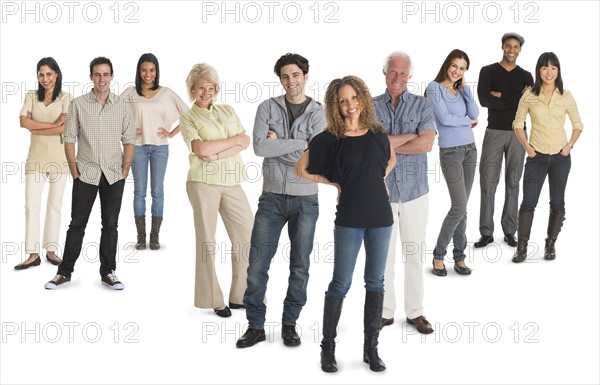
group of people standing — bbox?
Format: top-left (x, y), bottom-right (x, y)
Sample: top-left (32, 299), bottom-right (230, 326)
top-left (15, 31), bottom-right (583, 373)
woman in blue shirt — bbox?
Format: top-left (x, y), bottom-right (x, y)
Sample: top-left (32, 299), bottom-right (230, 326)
top-left (426, 49), bottom-right (479, 277)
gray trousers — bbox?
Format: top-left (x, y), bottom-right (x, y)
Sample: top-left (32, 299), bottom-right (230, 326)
top-left (434, 143), bottom-right (477, 262)
top-left (478, 129), bottom-right (526, 236)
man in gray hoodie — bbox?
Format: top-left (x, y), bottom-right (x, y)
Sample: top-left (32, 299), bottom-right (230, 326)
top-left (236, 53), bottom-right (326, 348)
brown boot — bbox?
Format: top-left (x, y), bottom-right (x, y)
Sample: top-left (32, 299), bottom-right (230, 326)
top-left (134, 216), bottom-right (146, 250)
top-left (544, 210), bottom-right (565, 260)
top-left (150, 216), bottom-right (163, 250)
top-left (512, 211), bottom-right (533, 263)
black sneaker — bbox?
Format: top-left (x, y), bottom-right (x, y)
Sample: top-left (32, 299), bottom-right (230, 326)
top-left (101, 271), bottom-right (124, 290)
top-left (45, 274), bottom-right (71, 290)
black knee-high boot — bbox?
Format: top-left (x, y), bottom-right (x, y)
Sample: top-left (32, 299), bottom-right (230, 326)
top-left (363, 291), bottom-right (386, 372)
top-left (320, 295), bottom-right (344, 373)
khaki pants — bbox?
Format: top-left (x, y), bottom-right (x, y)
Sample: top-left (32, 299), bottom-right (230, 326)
top-left (186, 181), bottom-right (253, 309)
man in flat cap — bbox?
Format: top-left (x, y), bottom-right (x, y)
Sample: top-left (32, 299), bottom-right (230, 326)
top-left (475, 32), bottom-right (534, 249)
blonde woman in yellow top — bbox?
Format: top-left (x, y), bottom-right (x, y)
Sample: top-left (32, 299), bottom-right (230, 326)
top-left (16, 57), bottom-right (72, 270)
top-left (180, 63), bottom-right (254, 317)
top-left (512, 52), bottom-right (583, 263)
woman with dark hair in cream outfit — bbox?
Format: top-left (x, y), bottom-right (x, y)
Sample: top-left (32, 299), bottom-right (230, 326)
top-left (15, 57), bottom-right (71, 271)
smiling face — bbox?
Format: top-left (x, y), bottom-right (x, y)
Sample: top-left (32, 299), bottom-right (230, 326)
top-left (38, 65), bottom-right (57, 92)
top-left (502, 37), bottom-right (522, 65)
top-left (337, 84), bottom-right (361, 121)
top-left (539, 63), bottom-right (559, 87)
top-left (139, 61), bottom-right (156, 88)
top-left (385, 56), bottom-right (411, 98)
top-left (445, 58), bottom-right (468, 84)
top-left (279, 64), bottom-right (307, 101)
top-left (193, 78), bottom-right (216, 108)
top-left (90, 63), bottom-right (113, 94)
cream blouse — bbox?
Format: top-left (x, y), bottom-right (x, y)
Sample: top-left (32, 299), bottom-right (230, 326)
top-left (20, 91), bottom-right (72, 174)
top-left (121, 86), bottom-right (189, 146)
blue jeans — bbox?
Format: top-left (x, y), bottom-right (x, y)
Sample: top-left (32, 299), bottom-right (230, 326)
top-left (132, 145), bottom-right (169, 217)
top-left (434, 143), bottom-right (477, 262)
top-left (326, 225), bottom-right (392, 299)
top-left (244, 192), bottom-right (319, 329)
top-left (520, 152), bottom-right (571, 213)
top-left (58, 174), bottom-right (125, 278)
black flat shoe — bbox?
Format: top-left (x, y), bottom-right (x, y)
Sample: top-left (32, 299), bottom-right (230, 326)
top-left (229, 302), bottom-right (245, 309)
top-left (214, 306), bottom-right (231, 317)
top-left (46, 255), bottom-right (62, 266)
top-left (432, 259), bottom-right (447, 277)
top-left (474, 235), bottom-right (494, 248)
top-left (454, 263), bottom-right (472, 275)
top-left (503, 234), bottom-right (517, 247)
top-left (14, 256), bottom-right (41, 270)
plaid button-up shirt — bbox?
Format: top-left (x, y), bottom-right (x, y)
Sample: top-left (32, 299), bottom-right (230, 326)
top-left (64, 91), bottom-right (136, 185)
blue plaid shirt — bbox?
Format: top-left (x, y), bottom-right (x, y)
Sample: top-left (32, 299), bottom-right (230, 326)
top-left (373, 90), bottom-right (436, 203)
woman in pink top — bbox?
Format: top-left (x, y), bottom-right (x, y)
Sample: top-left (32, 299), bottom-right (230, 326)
top-left (15, 57), bottom-right (72, 271)
top-left (122, 53), bottom-right (189, 250)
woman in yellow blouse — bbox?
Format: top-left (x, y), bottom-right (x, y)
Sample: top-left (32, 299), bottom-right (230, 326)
top-left (15, 57), bottom-right (72, 270)
top-left (512, 52), bottom-right (583, 263)
top-left (180, 63), bottom-right (254, 317)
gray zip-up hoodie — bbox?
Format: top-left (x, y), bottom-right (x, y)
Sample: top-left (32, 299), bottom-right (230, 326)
top-left (253, 95), bottom-right (326, 196)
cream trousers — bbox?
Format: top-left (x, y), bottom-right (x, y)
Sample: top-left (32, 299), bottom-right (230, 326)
top-left (383, 194), bottom-right (429, 320)
top-left (25, 172), bottom-right (68, 254)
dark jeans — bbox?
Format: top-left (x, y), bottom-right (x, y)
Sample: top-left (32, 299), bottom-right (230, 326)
top-left (57, 174), bottom-right (125, 278)
top-left (520, 152), bottom-right (571, 213)
top-left (244, 192), bottom-right (319, 329)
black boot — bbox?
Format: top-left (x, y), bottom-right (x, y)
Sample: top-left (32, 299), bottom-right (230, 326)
top-left (363, 291), bottom-right (386, 372)
top-left (150, 216), bottom-right (163, 250)
top-left (544, 210), bottom-right (565, 260)
top-left (134, 216), bottom-right (146, 250)
top-left (512, 211), bottom-right (534, 263)
top-left (320, 296), bottom-right (343, 373)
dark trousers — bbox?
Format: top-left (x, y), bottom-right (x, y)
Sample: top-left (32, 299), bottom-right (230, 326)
top-left (520, 152), bottom-right (571, 213)
top-left (58, 174), bottom-right (125, 278)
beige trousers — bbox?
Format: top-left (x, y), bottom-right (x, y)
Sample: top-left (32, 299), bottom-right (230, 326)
top-left (25, 172), bottom-right (68, 254)
top-left (186, 181), bottom-right (253, 309)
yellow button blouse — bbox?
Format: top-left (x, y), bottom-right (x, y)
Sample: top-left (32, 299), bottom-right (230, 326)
top-left (513, 89), bottom-right (583, 155)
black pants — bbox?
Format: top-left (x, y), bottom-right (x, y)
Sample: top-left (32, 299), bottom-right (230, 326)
top-left (58, 174), bottom-right (125, 278)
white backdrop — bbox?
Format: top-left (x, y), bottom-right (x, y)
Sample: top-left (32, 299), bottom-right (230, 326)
top-left (1, 1), bottom-right (598, 384)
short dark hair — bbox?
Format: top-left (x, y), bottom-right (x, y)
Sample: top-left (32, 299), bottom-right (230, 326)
top-left (274, 53), bottom-right (309, 77)
top-left (89, 56), bottom-right (113, 76)
top-left (36, 57), bottom-right (62, 103)
top-left (135, 53), bottom-right (160, 96)
top-left (532, 52), bottom-right (564, 96)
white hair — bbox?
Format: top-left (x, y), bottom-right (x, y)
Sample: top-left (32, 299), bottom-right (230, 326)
top-left (383, 51), bottom-right (414, 75)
